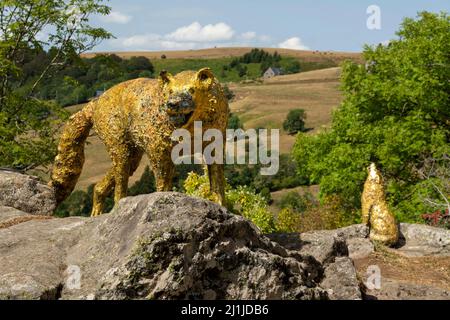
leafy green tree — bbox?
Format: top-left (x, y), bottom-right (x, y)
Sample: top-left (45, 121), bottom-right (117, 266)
top-left (292, 12), bottom-right (450, 222)
top-left (0, 0), bottom-right (111, 170)
top-left (227, 113), bottom-right (242, 130)
top-left (283, 109), bottom-right (306, 134)
top-left (284, 60), bottom-right (301, 74)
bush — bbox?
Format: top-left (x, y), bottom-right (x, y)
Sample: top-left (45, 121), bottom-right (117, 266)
top-left (222, 84), bottom-right (235, 101)
top-left (283, 109), bottom-right (306, 134)
top-left (276, 195), bottom-right (358, 233)
top-left (227, 113), bottom-right (242, 130)
top-left (279, 191), bottom-right (315, 212)
top-left (276, 207), bottom-right (301, 233)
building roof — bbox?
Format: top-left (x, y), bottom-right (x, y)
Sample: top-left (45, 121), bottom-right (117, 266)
top-left (265, 67), bottom-right (283, 75)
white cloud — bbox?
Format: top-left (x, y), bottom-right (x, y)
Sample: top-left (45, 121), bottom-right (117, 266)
top-left (240, 31), bottom-right (257, 40)
top-left (166, 22), bottom-right (234, 42)
top-left (278, 37), bottom-right (309, 50)
top-left (102, 21), bottom-right (305, 52)
top-left (100, 11), bottom-right (132, 24)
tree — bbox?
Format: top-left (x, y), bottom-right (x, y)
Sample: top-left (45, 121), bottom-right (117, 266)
top-left (227, 113), bottom-right (242, 130)
top-left (284, 60), bottom-right (301, 74)
top-left (283, 109), bottom-right (306, 134)
top-left (279, 191), bottom-right (315, 212)
top-left (0, 0), bottom-right (112, 171)
top-left (125, 56), bottom-right (154, 78)
top-left (292, 12), bottom-right (450, 223)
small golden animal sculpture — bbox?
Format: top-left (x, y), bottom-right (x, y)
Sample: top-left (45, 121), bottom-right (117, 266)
top-left (361, 163), bottom-right (399, 246)
top-left (49, 68), bottom-right (228, 216)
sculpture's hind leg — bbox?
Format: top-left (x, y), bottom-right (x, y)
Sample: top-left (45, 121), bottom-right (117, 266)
top-left (92, 169), bottom-right (115, 216)
top-left (91, 147), bottom-right (143, 217)
top-left (110, 144), bottom-right (134, 204)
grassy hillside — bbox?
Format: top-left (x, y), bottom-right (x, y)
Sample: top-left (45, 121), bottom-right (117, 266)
top-left (230, 67), bottom-right (342, 153)
top-left (82, 47), bottom-right (362, 64)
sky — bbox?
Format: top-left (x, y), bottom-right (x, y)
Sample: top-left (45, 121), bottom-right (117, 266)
top-left (91, 0), bottom-right (449, 53)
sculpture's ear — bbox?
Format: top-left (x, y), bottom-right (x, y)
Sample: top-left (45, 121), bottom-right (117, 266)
top-left (196, 68), bottom-right (214, 83)
top-left (159, 70), bottom-right (173, 86)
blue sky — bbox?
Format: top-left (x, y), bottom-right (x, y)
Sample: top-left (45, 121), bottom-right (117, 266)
top-left (91, 0), bottom-right (449, 52)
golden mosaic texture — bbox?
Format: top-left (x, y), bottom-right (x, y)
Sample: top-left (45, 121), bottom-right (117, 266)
top-left (361, 163), bottom-right (399, 246)
top-left (49, 68), bottom-right (229, 216)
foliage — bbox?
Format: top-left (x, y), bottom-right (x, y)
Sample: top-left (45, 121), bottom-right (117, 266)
top-left (226, 154), bottom-right (306, 192)
top-left (227, 113), bottom-right (243, 130)
top-left (276, 194), bottom-right (358, 233)
top-left (283, 109), bottom-right (307, 134)
top-left (222, 84), bottom-right (235, 101)
top-left (292, 12), bottom-right (450, 223)
top-left (279, 191), bottom-right (316, 212)
top-left (276, 207), bottom-right (301, 233)
top-left (226, 186), bottom-right (277, 233)
top-left (24, 52), bottom-right (155, 107)
top-left (184, 169), bottom-right (277, 233)
top-left (0, 0), bottom-right (112, 170)
top-left (422, 209), bottom-right (449, 230)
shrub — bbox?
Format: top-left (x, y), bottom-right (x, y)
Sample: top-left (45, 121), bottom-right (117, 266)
top-left (276, 208), bottom-right (301, 233)
top-left (222, 84), bottom-right (235, 101)
top-left (283, 109), bottom-right (306, 134)
top-left (279, 191), bottom-right (315, 212)
top-left (227, 113), bottom-right (242, 130)
top-left (276, 195), bottom-right (358, 233)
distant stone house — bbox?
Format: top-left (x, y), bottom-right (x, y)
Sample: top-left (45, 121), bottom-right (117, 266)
top-left (263, 67), bottom-right (283, 79)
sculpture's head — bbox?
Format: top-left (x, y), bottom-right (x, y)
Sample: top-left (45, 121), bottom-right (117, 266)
top-left (159, 68), bottom-right (218, 127)
top-left (367, 162), bottom-right (382, 184)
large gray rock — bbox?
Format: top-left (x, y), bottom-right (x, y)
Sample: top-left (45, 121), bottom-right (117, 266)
top-left (364, 279), bottom-right (450, 300)
top-left (320, 257), bottom-right (362, 300)
top-left (0, 193), bottom-right (331, 300)
top-left (268, 227), bottom-right (363, 300)
top-left (397, 223), bottom-right (450, 257)
top-left (0, 170), bottom-right (56, 216)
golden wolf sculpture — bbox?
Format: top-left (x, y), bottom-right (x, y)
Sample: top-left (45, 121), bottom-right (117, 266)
top-left (361, 163), bottom-right (399, 246)
top-left (49, 68), bottom-right (228, 216)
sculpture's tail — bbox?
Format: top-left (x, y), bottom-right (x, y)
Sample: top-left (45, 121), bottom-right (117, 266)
top-left (49, 103), bottom-right (94, 205)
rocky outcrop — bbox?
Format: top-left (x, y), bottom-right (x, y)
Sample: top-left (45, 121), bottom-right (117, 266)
top-left (397, 223), bottom-right (450, 257)
top-left (1, 173), bottom-right (448, 300)
top-left (0, 193), bottom-right (335, 300)
top-left (268, 226), bottom-right (364, 300)
top-left (0, 170), bottom-right (56, 216)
